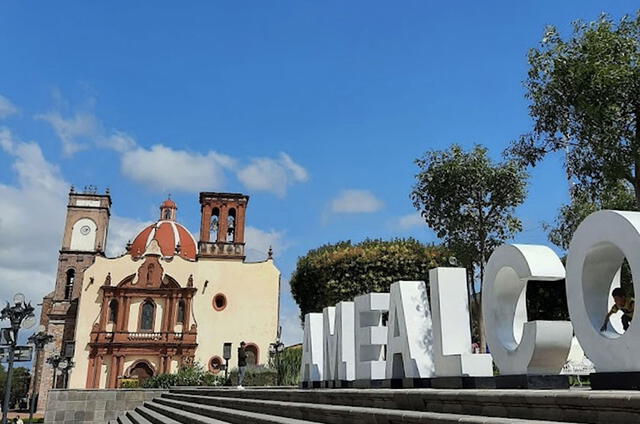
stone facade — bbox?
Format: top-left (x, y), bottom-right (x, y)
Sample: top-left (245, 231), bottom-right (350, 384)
top-left (34, 189), bottom-right (111, 411)
top-left (45, 389), bottom-right (167, 424)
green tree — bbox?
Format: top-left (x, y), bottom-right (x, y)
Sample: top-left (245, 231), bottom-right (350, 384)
top-left (507, 12), bottom-right (640, 207)
top-left (411, 144), bottom-right (528, 348)
top-left (544, 182), bottom-right (636, 250)
top-left (290, 239), bottom-right (450, 319)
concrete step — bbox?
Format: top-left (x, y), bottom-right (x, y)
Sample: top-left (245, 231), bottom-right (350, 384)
top-left (116, 413), bottom-right (134, 424)
top-left (152, 396), bottom-right (322, 424)
top-left (142, 401), bottom-right (231, 424)
top-left (125, 410), bottom-right (153, 424)
top-left (135, 404), bottom-right (184, 424)
top-left (161, 392), bottom-right (569, 424)
top-left (170, 387), bottom-right (640, 423)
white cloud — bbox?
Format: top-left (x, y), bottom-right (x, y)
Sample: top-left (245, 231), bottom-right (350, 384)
top-left (329, 189), bottom-right (384, 214)
top-left (102, 130), bottom-right (137, 153)
top-left (0, 95), bottom-right (18, 119)
top-left (120, 144), bottom-right (236, 193)
top-left (0, 128), bottom-right (68, 304)
top-left (106, 215), bottom-right (153, 257)
top-left (244, 226), bottom-right (287, 262)
top-left (237, 153), bottom-right (309, 197)
top-left (36, 110), bottom-right (100, 156)
top-left (395, 213), bottom-right (425, 230)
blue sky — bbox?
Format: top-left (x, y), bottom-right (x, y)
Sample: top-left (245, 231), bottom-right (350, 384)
top-left (0, 1), bottom-right (637, 345)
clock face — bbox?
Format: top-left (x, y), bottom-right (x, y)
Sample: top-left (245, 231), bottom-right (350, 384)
top-left (80, 225), bottom-right (91, 235)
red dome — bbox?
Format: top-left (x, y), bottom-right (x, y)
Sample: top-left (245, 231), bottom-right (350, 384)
top-left (130, 220), bottom-right (197, 260)
top-left (161, 198), bottom-right (177, 209)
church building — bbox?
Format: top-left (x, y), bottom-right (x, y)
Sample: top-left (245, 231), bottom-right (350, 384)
top-left (34, 188), bottom-right (281, 409)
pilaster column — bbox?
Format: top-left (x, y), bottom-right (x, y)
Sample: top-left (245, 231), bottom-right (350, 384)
top-left (116, 295), bottom-right (126, 332)
top-left (109, 355), bottom-right (118, 388)
top-left (116, 355), bottom-right (125, 384)
top-left (93, 355), bottom-right (103, 388)
top-left (98, 293), bottom-right (110, 332)
top-left (86, 355), bottom-right (95, 388)
top-left (218, 204), bottom-right (228, 242)
top-left (184, 295), bottom-right (192, 331)
top-left (200, 204), bottom-right (212, 242)
top-left (122, 296), bottom-right (131, 332)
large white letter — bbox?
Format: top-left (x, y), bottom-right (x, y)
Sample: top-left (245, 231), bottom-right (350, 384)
top-left (566, 210), bottom-right (640, 372)
top-left (430, 268), bottom-right (493, 377)
top-left (355, 293), bottom-right (389, 380)
top-left (300, 313), bottom-right (324, 383)
top-left (335, 301), bottom-right (356, 381)
top-left (385, 281), bottom-right (436, 379)
top-left (483, 244), bottom-right (572, 375)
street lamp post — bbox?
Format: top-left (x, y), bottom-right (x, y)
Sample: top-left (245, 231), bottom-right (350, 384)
top-left (46, 355), bottom-right (67, 389)
top-left (27, 329), bottom-right (53, 423)
top-left (269, 326), bottom-right (285, 386)
top-left (0, 293), bottom-right (36, 424)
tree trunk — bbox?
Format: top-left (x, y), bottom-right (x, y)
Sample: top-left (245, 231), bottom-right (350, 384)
top-left (634, 108), bottom-right (640, 210)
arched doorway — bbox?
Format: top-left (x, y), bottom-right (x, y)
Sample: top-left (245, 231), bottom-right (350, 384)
top-left (128, 361), bottom-right (155, 385)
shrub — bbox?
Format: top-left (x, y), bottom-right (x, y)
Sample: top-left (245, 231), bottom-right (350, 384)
top-left (143, 363), bottom-right (225, 388)
top-left (290, 239), bottom-right (450, 320)
top-left (228, 365), bottom-right (277, 386)
top-left (269, 346), bottom-right (302, 386)
top-left (119, 378), bottom-right (140, 389)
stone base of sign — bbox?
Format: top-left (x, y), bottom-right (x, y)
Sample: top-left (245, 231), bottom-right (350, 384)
top-left (591, 372), bottom-right (640, 390)
top-left (431, 376), bottom-right (496, 389)
top-left (495, 374), bottom-right (569, 389)
top-left (300, 381), bottom-right (323, 389)
top-left (321, 380), bottom-right (355, 388)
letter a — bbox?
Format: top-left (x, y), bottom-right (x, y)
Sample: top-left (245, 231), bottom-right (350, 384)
top-left (300, 313), bottom-right (324, 383)
top-left (385, 281), bottom-right (435, 379)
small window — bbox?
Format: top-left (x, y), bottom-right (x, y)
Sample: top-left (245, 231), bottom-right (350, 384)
top-left (177, 300), bottom-right (185, 324)
top-left (226, 209), bottom-right (236, 242)
top-left (140, 300), bottom-right (155, 331)
top-left (209, 356), bottom-right (223, 374)
top-left (164, 209), bottom-right (171, 220)
top-left (64, 269), bottom-right (75, 300)
top-left (108, 299), bottom-right (118, 323)
top-left (210, 208), bottom-right (220, 241)
top-left (213, 293), bottom-right (227, 311)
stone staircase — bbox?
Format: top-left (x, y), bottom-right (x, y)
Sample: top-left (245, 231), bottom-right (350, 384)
top-left (109, 387), bottom-right (640, 424)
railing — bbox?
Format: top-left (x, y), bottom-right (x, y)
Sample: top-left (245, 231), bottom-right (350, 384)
top-left (90, 331), bottom-right (194, 345)
top-left (198, 241), bottom-right (245, 258)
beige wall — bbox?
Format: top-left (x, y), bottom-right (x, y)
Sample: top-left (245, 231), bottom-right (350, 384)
top-left (68, 253), bottom-right (280, 388)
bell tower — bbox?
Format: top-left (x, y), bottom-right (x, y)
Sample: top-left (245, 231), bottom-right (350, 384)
top-left (198, 192), bottom-right (249, 260)
top-left (34, 185), bottom-right (111, 409)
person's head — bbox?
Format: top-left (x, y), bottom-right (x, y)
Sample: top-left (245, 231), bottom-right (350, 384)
top-left (240, 341), bottom-right (246, 348)
top-left (612, 288), bottom-right (627, 307)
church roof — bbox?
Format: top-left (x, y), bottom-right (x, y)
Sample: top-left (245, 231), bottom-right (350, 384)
top-left (130, 199), bottom-right (197, 260)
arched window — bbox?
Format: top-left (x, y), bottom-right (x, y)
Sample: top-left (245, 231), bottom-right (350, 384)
top-left (177, 300), bottom-right (185, 324)
top-left (226, 208), bottom-right (236, 242)
top-left (164, 209), bottom-right (171, 220)
top-left (210, 208), bottom-right (220, 241)
top-left (64, 269), bottom-right (75, 300)
top-left (108, 299), bottom-right (118, 324)
top-left (140, 300), bottom-right (155, 331)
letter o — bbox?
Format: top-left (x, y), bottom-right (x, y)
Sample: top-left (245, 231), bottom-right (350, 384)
top-left (566, 210), bottom-right (640, 372)
top-left (483, 244), bottom-right (572, 375)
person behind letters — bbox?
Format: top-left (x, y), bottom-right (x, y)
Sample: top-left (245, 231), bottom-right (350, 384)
top-left (601, 287), bottom-right (634, 332)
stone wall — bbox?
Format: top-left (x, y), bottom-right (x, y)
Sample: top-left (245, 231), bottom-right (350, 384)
top-left (45, 388), bottom-right (167, 423)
